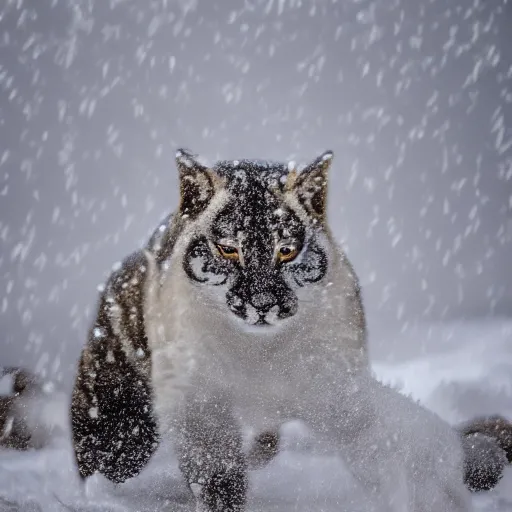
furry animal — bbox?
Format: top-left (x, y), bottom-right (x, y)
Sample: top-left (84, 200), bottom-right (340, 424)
top-left (0, 367), bottom-right (65, 450)
top-left (71, 149), bottom-right (511, 511)
top-left (458, 415), bottom-right (512, 491)
top-left (0, 367), bottom-right (36, 450)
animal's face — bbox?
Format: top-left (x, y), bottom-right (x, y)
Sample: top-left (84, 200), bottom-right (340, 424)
top-left (175, 149), bottom-right (334, 332)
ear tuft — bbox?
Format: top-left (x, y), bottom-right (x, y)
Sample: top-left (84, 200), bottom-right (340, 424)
top-left (321, 151), bottom-right (333, 163)
top-left (176, 148), bottom-right (198, 168)
top-left (293, 150), bottom-right (334, 220)
top-left (175, 148), bottom-right (217, 218)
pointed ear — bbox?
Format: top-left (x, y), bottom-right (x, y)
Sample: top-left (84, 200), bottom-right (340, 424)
top-left (291, 150), bottom-right (333, 221)
top-left (176, 148), bottom-right (219, 218)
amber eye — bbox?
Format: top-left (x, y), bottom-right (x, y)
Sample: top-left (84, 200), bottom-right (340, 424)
top-left (277, 245), bottom-right (299, 263)
top-left (216, 244), bottom-right (239, 260)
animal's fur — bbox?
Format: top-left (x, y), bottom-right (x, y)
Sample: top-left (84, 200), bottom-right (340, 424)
top-left (0, 367), bottom-right (49, 450)
top-left (70, 149), bottom-right (508, 511)
top-left (458, 415), bottom-right (512, 491)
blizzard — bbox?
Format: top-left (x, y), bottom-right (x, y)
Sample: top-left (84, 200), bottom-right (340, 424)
top-left (1, 319), bottom-right (510, 512)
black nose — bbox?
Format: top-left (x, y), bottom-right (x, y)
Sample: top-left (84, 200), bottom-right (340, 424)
top-left (250, 292), bottom-right (277, 313)
top-left (278, 303), bottom-right (294, 318)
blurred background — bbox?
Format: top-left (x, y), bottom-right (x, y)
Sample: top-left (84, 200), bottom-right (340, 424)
top-left (0, 0), bottom-right (511, 385)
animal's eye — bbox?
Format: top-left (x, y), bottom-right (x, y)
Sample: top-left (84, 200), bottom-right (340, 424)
top-left (216, 244), bottom-right (239, 261)
top-left (277, 245), bottom-right (299, 263)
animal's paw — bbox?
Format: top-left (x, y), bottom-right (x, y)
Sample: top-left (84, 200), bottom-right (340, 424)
top-left (246, 429), bottom-right (280, 470)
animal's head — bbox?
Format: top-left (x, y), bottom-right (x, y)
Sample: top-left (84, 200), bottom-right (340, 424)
top-left (174, 149), bottom-right (336, 332)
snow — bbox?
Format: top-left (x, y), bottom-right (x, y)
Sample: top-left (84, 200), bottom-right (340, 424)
top-left (0, 0), bottom-right (511, 509)
top-left (0, 319), bottom-right (511, 511)
top-left (0, 374), bottom-right (14, 396)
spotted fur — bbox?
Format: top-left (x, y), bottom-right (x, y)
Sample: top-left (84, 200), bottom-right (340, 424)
top-left (64, 147), bottom-right (512, 510)
top-left (458, 415), bottom-right (512, 491)
top-left (71, 148), bottom-right (370, 509)
top-left (71, 251), bottom-right (158, 482)
top-left (178, 154), bottom-right (335, 327)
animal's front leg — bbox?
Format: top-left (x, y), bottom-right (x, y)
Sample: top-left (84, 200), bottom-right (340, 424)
top-left (71, 343), bottom-right (159, 484)
top-left (174, 399), bottom-right (248, 512)
top-left (246, 429), bottom-right (280, 469)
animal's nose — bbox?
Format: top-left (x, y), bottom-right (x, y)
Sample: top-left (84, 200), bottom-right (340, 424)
top-left (250, 292), bottom-right (277, 312)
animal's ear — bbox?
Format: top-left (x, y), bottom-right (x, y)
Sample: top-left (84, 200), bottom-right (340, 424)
top-left (176, 149), bottom-right (219, 218)
top-left (288, 150), bottom-right (333, 221)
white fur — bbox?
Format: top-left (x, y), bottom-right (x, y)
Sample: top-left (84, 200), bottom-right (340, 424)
top-left (145, 229), bottom-right (366, 424)
top-left (143, 205), bottom-right (471, 510)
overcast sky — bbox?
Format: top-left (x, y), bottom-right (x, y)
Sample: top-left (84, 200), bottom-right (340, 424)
top-left (0, 0), bottom-right (511, 383)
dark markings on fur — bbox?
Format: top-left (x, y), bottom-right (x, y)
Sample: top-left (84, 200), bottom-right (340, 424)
top-left (461, 433), bottom-right (506, 492)
top-left (71, 250), bottom-right (159, 483)
top-left (70, 152), bottom-right (337, 492)
top-left (202, 468), bottom-right (248, 512)
top-left (0, 397), bottom-right (31, 450)
top-left (294, 151), bottom-right (331, 220)
top-left (246, 430), bottom-right (280, 470)
top-left (146, 212), bottom-right (173, 261)
top-left (71, 346), bottom-right (157, 483)
top-left (183, 235), bottom-right (229, 285)
top-left (289, 241), bottom-right (328, 287)
top-left (182, 159), bottom-right (329, 324)
top-left (0, 367), bottom-right (40, 450)
top-left (71, 150), bottom-right (512, 506)
top-left (175, 400), bottom-right (248, 511)
top-left (177, 148), bottom-right (216, 219)
top-left (460, 415), bottom-right (512, 463)
top-left (146, 212), bottom-right (186, 270)
top-left (458, 415), bottom-right (512, 492)
top-left (71, 204), bottom-right (187, 483)
top-left (109, 253), bottom-right (150, 360)
top-left (1, 367), bottom-right (40, 395)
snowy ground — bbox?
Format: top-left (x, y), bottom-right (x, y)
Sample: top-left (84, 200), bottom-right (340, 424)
top-left (0, 319), bottom-right (511, 512)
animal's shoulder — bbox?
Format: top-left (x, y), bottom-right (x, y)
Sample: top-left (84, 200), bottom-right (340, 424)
top-left (78, 248), bottom-right (153, 381)
top-left (146, 212), bottom-right (182, 266)
top-left (107, 249), bottom-right (152, 298)
top-left (88, 212), bottom-right (180, 347)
